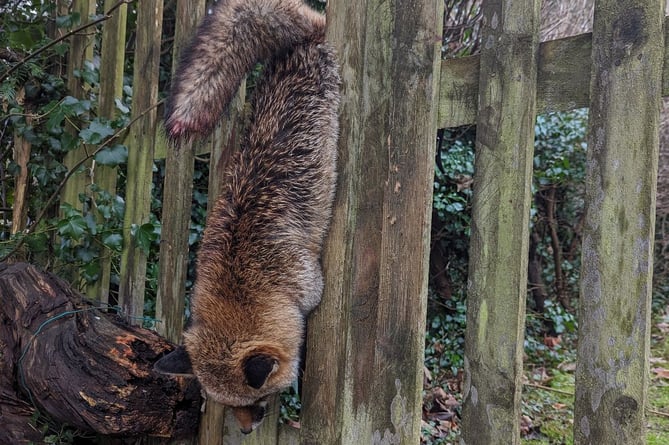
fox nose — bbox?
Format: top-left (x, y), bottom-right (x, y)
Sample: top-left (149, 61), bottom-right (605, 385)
top-left (240, 427), bottom-right (253, 435)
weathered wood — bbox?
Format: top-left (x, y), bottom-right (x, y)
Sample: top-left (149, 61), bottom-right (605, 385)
top-left (87, 0), bottom-right (128, 304)
top-left (11, 109), bottom-right (30, 236)
top-left (61, 0), bottom-right (96, 212)
top-left (300, 0), bottom-right (443, 444)
top-left (156, 0), bottom-right (205, 345)
top-left (573, 0), bottom-right (663, 444)
top-left (119, 0), bottom-right (164, 324)
top-left (460, 0), bottom-right (540, 444)
top-left (0, 262), bottom-right (201, 442)
top-left (438, 15), bottom-right (669, 128)
top-left (60, 0), bottom-right (96, 288)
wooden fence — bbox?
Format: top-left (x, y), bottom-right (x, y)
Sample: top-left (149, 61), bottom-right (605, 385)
top-left (9, 0), bottom-right (664, 443)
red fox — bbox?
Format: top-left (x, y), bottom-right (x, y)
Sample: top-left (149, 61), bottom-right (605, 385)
top-left (154, 0), bottom-right (340, 434)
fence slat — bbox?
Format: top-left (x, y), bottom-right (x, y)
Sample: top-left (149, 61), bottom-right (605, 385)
top-left (88, 0), bottom-right (128, 304)
top-left (573, 0), bottom-right (663, 443)
top-left (460, 0), bottom-right (540, 444)
top-left (61, 0), bottom-right (95, 287)
top-left (155, 0), bottom-right (205, 346)
top-left (118, 0), bottom-right (164, 324)
top-left (300, 0), bottom-right (444, 443)
top-left (439, 16), bottom-right (669, 128)
top-left (61, 0), bottom-right (95, 213)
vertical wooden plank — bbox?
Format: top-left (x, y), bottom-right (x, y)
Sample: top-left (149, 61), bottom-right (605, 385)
top-left (118, 0), bottom-right (164, 324)
top-left (61, 0), bottom-right (96, 211)
top-left (60, 0), bottom-right (95, 287)
top-left (11, 111), bottom-right (30, 236)
top-left (573, 0), bottom-right (663, 444)
top-left (155, 0), bottom-right (205, 344)
top-left (300, 0), bottom-right (443, 443)
top-left (460, 0), bottom-right (540, 444)
top-left (87, 0), bottom-right (128, 304)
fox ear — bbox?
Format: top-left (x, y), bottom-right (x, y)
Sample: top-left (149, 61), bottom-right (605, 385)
top-left (244, 354), bottom-right (278, 389)
top-left (154, 345), bottom-right (194, 376)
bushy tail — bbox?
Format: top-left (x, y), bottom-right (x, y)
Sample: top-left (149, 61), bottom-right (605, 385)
top-left (164, 0), bottom-right (326, 144)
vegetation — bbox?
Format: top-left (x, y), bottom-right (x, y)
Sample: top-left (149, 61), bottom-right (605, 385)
top-left (1, 0), bottom-right (666, 443)
top-left (423, 108), bottom-right (669, 444)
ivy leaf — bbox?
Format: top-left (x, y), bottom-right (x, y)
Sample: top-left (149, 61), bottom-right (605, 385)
top-left (132, 222), bottom-right (159, 254)
top-left (115, 98), bottom-right (130, 114)
top-left (46, 108), bottom-right (65, 134)
top-left (80, 119), bottom-right (115, 144)
top-left (54, 42), bottom-right (69, 56)
top-left (94, 144), bottom-right (127, 166)
top-left (56, 12), bottom-right (81, 28)
top-left (102, 233), bottom-right (123, 251)
top-left (76, 245), bottom-right (97, 263)
top-left (81, 258), bottom-right (101, 283)
top-left (57, 214), bottom-right (88, 241)
top-left (61, 96), bottom-right (90, 116)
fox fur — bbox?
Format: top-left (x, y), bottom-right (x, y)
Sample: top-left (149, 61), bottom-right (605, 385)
top-left (154, 0), bottom-right (340, 434)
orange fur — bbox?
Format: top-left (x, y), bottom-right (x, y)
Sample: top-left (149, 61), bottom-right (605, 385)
top-left (158, 0), bottom-right (340, 432)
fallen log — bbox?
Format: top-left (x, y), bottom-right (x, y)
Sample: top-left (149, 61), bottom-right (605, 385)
top-left (0, 262), bottom-right (201, 443)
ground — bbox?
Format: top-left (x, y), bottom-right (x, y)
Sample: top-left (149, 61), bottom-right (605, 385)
top-left (421, 304), bottom-right (669, 445)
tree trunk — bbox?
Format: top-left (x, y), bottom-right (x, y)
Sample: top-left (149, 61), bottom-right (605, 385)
top-left (0, 262), bottom-right (201, 443)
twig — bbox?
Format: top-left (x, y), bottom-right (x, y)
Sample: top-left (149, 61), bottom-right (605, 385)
top-left (648, 408), bottom-right (669, 419)
top-left (524, 381), bottom-right (574, 397)
top-left (0, 0), bottom-right (132, 83)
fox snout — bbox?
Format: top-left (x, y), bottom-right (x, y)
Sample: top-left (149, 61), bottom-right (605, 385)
top-left (232, 401), bottom-right (268, 434)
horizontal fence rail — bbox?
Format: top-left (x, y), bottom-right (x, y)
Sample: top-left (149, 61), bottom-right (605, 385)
top-left (438, 15), bottom-right (669, 128)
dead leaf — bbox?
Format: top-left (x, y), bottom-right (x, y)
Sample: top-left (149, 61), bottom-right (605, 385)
top-left (652, 367), bottom-right (669, 379)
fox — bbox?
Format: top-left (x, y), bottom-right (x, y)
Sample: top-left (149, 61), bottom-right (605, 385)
top-left (153, 0), bottom-right (340, 434)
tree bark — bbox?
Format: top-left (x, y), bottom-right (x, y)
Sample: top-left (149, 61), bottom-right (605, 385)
top-left (0, 262), bottom-right (201, 443)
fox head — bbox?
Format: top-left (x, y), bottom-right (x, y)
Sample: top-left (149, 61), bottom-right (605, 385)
top-left (154, 324), bottom-right (300, 433)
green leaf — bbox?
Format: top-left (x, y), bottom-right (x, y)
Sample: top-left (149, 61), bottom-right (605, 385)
top-left (56, 12), bottom-right (81, 28)
top-left (46, 109), bottom-right (65, 134)
top-left (61, 96), bottom-right (90, 116)
top-left (25, 232), bottom-right (49, 253)
top-left (102, 233), bottom-right (123, 251)
top-left (9, 29), bottom-right (36, 49)
top-left (57, 215), bottom-right (88, 241)
top-left (81, 258), bottom-right (101, 282)
top-left (132, 222), bottom-right (159, 254)
top-left (79, 119), bottom-right (115, 144)
top-left (94, 144), bottom-right (127, 166)
top-left (54, 42), bottom-right (69, 56)
top-left (115, 98), bottom-right (130, 114)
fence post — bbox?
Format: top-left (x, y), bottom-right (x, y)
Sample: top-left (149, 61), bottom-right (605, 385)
top-left (60, 0), bottom-right (95, 287)
top-left (88, 0), bottom-right (128, 305)
top-left (155, 0), bottom-right (205, 350)
top-left (118, 0), bottom-right (164, 324)
top-left (573, 0), bottom-right (663, 443)
top-left (460, 0), bottom-right (540, 444)
top-left (300, 0), bottom-right (444, 443)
